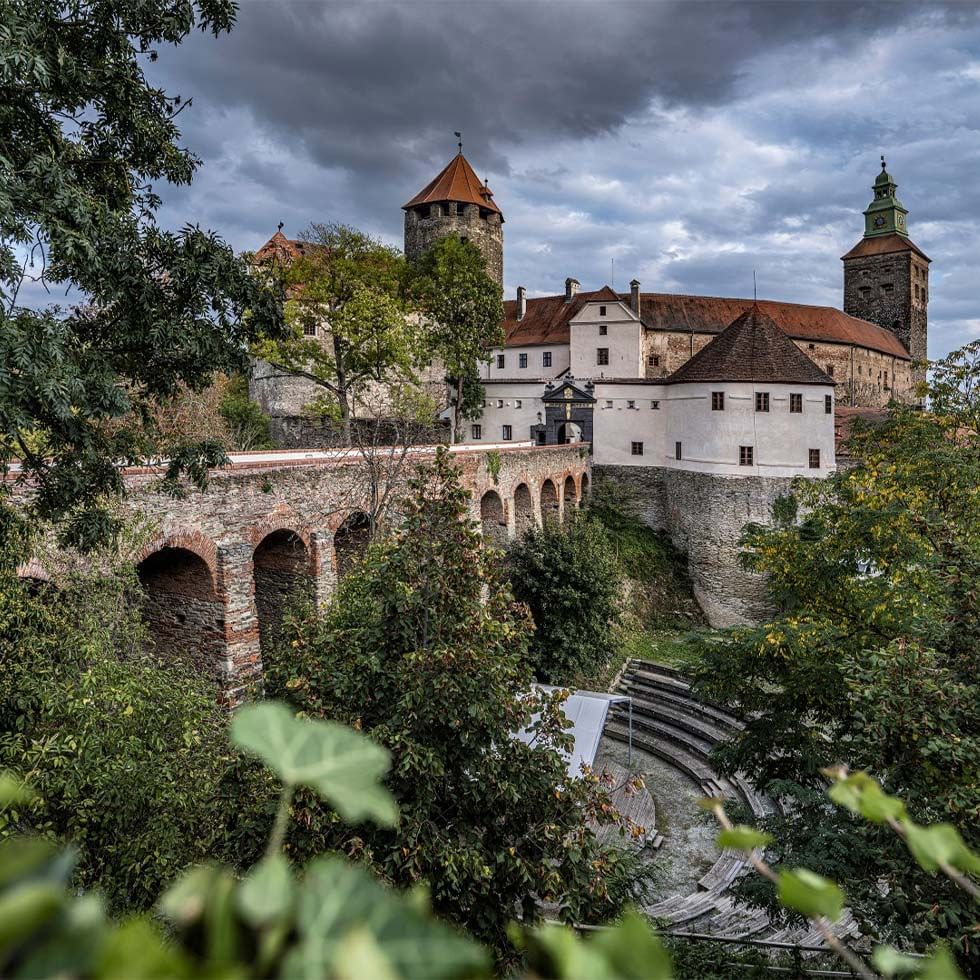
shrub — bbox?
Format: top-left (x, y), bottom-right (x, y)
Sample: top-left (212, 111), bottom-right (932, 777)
top-left (219, 374), bottom-right (274, 450)
top-left (507, 515), bottom-right (622, 683)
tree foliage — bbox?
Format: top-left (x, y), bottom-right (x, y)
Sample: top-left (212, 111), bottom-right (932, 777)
top-left (0, 520), bottom-right (239, 912)
top-left (508, 515), bottom-right (623, 684)
top-left (252, 223), bottom-right (418, 443)
top-left (690, 345), bottom-right (980, 968)
top-left (264, 449), bottom-right (633, 955)
top-left (0, 0), bottom-right (285, 547)
top-left (411, 236), bottom-right (503, 442)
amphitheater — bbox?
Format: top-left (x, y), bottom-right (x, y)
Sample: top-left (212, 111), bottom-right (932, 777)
top-left (598, 659), bottom-right (860, 953)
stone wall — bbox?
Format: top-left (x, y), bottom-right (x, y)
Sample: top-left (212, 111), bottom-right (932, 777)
top-left (595, 464), bottom-right (802, 627)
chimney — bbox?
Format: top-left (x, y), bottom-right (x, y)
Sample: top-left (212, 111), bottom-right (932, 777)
top-left (516, 285), bottom-right (527, 320)
top-left (564, 277), bottom-right (580, 303)
top-left (630, 279), bottom-right (641, 316)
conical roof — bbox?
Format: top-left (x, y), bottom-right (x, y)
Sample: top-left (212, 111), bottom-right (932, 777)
top-left (665, 305), bottom-right (833, 386)
top-left (403, 152), bottom-right (502, 216)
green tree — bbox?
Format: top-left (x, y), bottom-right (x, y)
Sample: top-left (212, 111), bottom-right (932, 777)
top-left (412, 236), bottom-right (503, 443)
top-left (0, 523), bottom-right (244, 913)
top-left (508, 515), bottom-right (623, 684)
top-left (253, 223), bottom-right (417, 444)
top-left (264, 449), bottom-right (633, 956)
top-left (0, 0), bottom-right (285, 548)
top-left (689, 349), bottom-right (980, 968)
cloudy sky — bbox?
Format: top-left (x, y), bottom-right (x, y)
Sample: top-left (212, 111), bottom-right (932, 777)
top-left (150, 0), bottom-right (980, 358)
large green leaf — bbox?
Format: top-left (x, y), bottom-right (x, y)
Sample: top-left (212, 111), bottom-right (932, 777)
top-left (280, 856), bottom-right (489, 980)
top-left (902, 822), bottom-right (980, 876)
top-left (237, 854), bottom-right (295, 928)
top-left (827, 771), bottom-right (907, 824)
top-left (717, 827), bottom-right (772, 853)
top-left (230, 702), bottom-right (398, 826)
top-left (777, 868), bottom-right (845, 923)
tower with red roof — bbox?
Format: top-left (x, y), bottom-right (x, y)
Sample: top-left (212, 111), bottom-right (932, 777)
top-left (403, 146), bottom-right (504, 285)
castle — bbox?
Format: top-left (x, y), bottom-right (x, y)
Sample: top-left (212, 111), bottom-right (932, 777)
top-left (250, 150), bottom-right (932, 625)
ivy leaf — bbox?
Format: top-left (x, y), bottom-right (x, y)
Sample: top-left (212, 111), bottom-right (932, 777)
top-left (777, 868), bottom-right (845, 922)
top-left (333, 927), bottom-right (399, 980)
top-left (827, 771), bottom-right (906, 824)
top-left (717, 827), bottom-right (773, 852)
top-left (280, 856), bottom-right (489, 980)
top-left (0, 772), bottom-right (35, 809)
top-left (94, 917), bottom-right (193, 979)
top-left (230, 702), bottom-right (398, 826)
top-left (590, 910), bottom-right (674, 979)
top-left (902, 821), bottom-right (980, 876)
top-left (236, 854), bottom-right (294, 928)
top-left (917, 945), bottom-right (965, 980)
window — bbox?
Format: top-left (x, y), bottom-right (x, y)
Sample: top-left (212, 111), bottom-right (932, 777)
top-left (807, 343), bottom-right (815, 350)
top-left (519, 353), bottom-right (528, 369)
top-left (502, 425), bottom-right (512, 441)
top-left (496, 354), bottom-right (505, 370)
top-left (627, 399), bottom-right (636, 409)
top-left (471, 424), bottom-right (482, 440)
top-left (809, 449), bottom-right (820, 469)
top-left (675, 441), bottom-right (682, 460)
top-left (647, 354), bottom-right (660, 367)
top-left (604, 399), bottom-right (613, 408)
top-left (881, 283), bottom-right (894, 293)
top-left (790, 393), bottom-right (803, 413)
top-left (739, 445), bottom-right (754, 466)
top-left (755, 392), bottom-right (770, 412)
top-left (825, 394), bottom-right (833, 414)
top-left (599, 305), bottom-right (607, 316)
top-left (542, 351), bottom-right (552, 368)
top-left (515, 399), bottom-right (522, 408)
top-left (599, 324), bottom-right (607, 335)
top-left (302, 323), bottom-right (318, 337)
top-left (496, 399), bottom-right (504, 408)
top-left (826, 364), bottom-right (834, 378)
top-left (650, 400), bottom-right (660, 410)
top-left (711, 391), bottom-right (725, 411)
top-left (597, 348), bottom-right (609, 366)
top-left (631, 441), bottom-right (644, 456)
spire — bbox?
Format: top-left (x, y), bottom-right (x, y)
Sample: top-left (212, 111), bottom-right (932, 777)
top-left (863, 154), bottom-right (908, 238)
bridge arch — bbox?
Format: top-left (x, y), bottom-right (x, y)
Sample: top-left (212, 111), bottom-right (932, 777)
top-left (513, 483), bottom-right (535, 538)
top-left (540, 479), bottom-right (559, 524)
top-left (480, 490), bottom-right (507, 547)
top-left (136, 533), bottom-right (224, 676)
top-left (563, 474), bottom-right (578, 524)
top-left (253, 528), bottom-right (314, 656)
top-left (580, 472), bottom-right (591, 501)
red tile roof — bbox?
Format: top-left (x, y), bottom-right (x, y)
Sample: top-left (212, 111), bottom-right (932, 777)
top-left (665, 306), bottom-right (834, 386)
top-left (501, 290), bottom-right (911, 359)
top-left (254, 230), bottom-right (315, 263)
top-left (403, 152), bottom-right (502, 216)
top-left (841, 233), bottom-right (931, 262)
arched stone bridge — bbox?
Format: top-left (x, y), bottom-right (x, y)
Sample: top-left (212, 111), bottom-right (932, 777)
top-left (113, 443), bottom-right (589, 703)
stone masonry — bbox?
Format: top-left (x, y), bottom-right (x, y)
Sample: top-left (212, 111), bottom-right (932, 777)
top-left (595, 464), bottom-right (800, 627)
top-left (404, 203), bottom-right (503, 286)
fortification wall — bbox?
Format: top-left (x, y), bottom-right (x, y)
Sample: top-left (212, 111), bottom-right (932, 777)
top-left (595, 464), bottom-right (799, 627)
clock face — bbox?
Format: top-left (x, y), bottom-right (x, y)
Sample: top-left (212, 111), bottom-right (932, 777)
top-left (874, 215), bottom-right (886, 228)
top-left (897, 215), bottom-right (906, 229)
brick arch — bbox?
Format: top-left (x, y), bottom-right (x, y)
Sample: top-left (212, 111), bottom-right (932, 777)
top-left (252, 527), bottom-right (315, 657)
top-left (333, 509), bottom-right (372, 581)
top-left (137, 530), bottom-right (219, 591)
top-left (16, 558), bottom-right (53, 584)
top-left (247, 517), bottom-right (316, 573)
top-left (136, 532), bottom-right (224, 678)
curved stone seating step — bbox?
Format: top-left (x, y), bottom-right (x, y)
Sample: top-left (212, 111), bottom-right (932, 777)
top-left (697, 851), bottom-right (747, 893)
top-left (612, 710), bottom-right (717, 760)
top-left (619, 681), bottom-right (744, 733)
top-left (612, 694), bottom-right (736, 746)
top-left (595, 760), bottom-right (659, 848)
top-left (622, 662), bottom-right (733, 715)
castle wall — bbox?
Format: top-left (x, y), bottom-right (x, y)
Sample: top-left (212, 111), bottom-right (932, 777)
top-left (595, 464), bottom-right (800, 627)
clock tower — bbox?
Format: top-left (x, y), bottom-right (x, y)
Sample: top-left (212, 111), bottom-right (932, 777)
top-left (842, 158), bottom-right (930, 384)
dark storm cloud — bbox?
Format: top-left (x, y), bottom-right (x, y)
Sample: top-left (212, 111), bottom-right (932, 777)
top-left (147, 1), bottom-right (980, 357)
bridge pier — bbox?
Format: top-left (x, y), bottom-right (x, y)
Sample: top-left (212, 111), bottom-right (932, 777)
top-left (216, 542), bottom-right (263, 706)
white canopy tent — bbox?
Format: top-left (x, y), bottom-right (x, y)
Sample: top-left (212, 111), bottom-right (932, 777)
top-left (516, 686), bottom-right (633, 777)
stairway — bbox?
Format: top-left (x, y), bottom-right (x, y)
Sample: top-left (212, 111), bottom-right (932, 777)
top-left (603, 659), bottom-right (860, 949)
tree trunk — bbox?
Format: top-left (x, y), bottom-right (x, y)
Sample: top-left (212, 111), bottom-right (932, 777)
top-left (334, 333), bottom-right (352, 444)
top-left (452, 376), bottom-right (464, 444)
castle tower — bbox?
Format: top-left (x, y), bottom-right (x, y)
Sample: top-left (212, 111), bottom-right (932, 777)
top-left (402, 147), bottom-right (503, 286)
top-left (842, 157), bottom-right (930, 377)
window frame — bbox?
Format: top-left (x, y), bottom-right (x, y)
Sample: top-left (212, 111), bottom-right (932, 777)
top-left (630, 441), bottom-right (644, 456)
top-left (598, 323), bottom-right (608, 336)
top-left (739, 445), bottom-right (754, 467)
top-left (650, 400), bottom-right (660, 410)
top-left (501, 424), bottom-right (512, 441)
top-left (675, 441), bottom-right (682, 460)
top-left (755, 392), bottom-right (770, 413)
top-left (808, 448), bottom-right (820, 469)
top-left (597, 347), bottom-right (610, 366)
top-left (496, 353), bottom-right (505, 370)
top-left (471, 424), bottom-right (482, 440)
top-left (789, 393), bottom-right (803, 414)
top-left (518, 352), bottom-right (528, 369)
top-left (711, 391), bottom-right (725, 411)
top-left (542, 351), bottom-right (552, 368)
top-left (825, 394), bottom-right (833, 414)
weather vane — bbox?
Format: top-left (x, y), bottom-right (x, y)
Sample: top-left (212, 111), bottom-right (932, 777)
top-left (455, 131), bottom-right (462, 153)
top-left (880, 154), bottom-right (887, 170)
top-left (277, 220), bottom-right (284, 232)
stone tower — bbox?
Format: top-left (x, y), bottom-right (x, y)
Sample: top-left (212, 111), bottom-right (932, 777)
top-left (842, 158), bottom-right (930, 378)
top-left (403, 149), bottom-right (503, 286)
